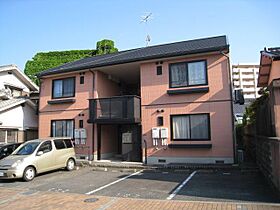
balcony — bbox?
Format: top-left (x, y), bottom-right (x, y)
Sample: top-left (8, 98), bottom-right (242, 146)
top-left (88, 95), bottom-right (141, 124)
top-left (242, 81), bottom-right (255, 86)
top-left (232, 74), bottom-right (240, 79)
top-left (243, 87), bottom-right (256, 92)
top-left (242, 74), bottom-right (254, 79)
top-left (233, 81), bottom-right (240, 86)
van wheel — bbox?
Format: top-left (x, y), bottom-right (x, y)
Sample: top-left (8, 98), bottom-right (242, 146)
top-left (23, 166), bottom-right (36, 182)
top-left (66, 159), bottom-right (75, 171)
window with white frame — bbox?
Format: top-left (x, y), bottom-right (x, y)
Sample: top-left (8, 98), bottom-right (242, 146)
top-left (171, 114), bottom-right (210, 140)
top-left (170, 60), bottom-right (207, 88)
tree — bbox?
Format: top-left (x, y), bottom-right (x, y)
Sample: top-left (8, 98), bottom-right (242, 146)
top-left (95, 39), bottom-right (118, 55)
top-left (24, 39), bottom-right (118, 85)
top-left (242, 88), bottom-right (269, 126)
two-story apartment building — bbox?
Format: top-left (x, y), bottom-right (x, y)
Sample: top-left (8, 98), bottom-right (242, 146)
top-left (38, 35), bottom-right (234, 164)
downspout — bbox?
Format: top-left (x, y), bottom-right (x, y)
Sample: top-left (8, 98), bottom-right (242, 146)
top-left (89, 70), bottom-right (95, 161)
top-left (220, 50), bottom-right (237, 164)
top-left (38, 78), bottom-right (42, 138)
top-left (143, 139), bottom-right (147, 165)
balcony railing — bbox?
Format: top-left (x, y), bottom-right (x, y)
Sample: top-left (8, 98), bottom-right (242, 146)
top-left (88, 95), bottom-right (141, 124)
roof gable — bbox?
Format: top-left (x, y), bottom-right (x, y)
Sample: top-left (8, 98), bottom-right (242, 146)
top-left (0, 65), bottom-right (39, 91)
top-left (258, 47), bottom-right (280, 87)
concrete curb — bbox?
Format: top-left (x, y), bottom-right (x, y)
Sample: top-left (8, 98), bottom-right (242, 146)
top-left (76, 160), bottom-right (259, 172)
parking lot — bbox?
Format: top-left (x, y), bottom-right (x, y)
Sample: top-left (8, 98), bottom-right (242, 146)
top-left (0, 167), bottom-right (279, 203)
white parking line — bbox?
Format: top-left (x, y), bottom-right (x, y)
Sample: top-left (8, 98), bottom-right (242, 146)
top-left (85, 170), bottom-right (143, 195)
top-left (166, 170), bottom-right (197, 200)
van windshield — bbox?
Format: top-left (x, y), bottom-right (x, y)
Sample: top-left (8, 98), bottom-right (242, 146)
top-left (14, 142), bottom-right (40, 155)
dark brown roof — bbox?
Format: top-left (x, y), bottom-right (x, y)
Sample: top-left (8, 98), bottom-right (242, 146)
top-left (38, 35), bottom-right (229, 77)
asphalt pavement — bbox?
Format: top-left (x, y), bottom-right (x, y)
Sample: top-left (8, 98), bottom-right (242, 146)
top-left (0, 167), bottom-right (279, 203)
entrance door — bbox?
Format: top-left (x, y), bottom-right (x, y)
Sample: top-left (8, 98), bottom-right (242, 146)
top-left (96, 124), bottom-right (142, 162)
top-left (120, 124), bottom-right (142, 162)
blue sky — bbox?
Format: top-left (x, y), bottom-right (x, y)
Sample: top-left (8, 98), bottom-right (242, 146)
top-left (0, 0), bottom-right (279, 71)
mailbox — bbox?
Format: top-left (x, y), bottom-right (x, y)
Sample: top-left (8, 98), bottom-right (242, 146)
top-left (122, 132), bottom-right (132, 144)
top-left (160, 128), bottom-right (168, 139)
top-left (152, 127), bottom-right (160, 139)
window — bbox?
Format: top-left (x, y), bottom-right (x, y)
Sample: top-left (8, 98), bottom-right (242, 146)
top-left (51, 120), bottom-right (74, 138)
top-left (16, 142), bottom-right (40, 155)
top-left (3, 145), bottom-right (14, 155)
top-left (54, 139), bottom-right (73, 149)
top-left (170, 60), bottom-right (207, 88)
top-left (79, 120), bottom-right (83, 128)
top-left (0, 130), bottom-right (6, 143)
top-left (54, 139), bottom-right (66, 150)
top-left (80, 76), bottom-right (84, 84)
top-left (157, 66), bottom-right (162, 75)
top-left (64, 139), bottom-right (73, 148)
top-left (157, 116), bottom-right (163, 126)
top-left (38, 141), bottom-right (52, 153)
top-left (7, 130), bottom-right (17, 143)
top-left (0, 129), bottom-right (18, 143)
top-left (52, 77), bottom-right (75, 98)
top-left (171, 114), bottom-right (210, 140)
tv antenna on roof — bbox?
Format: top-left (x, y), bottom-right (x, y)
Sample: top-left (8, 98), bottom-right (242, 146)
top-left (141, 12), bottom-right (153, 46)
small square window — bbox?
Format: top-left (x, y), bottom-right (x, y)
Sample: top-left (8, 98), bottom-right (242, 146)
top-left (157, 66), bottom-right (162, 75)
top-left (80, 76), bottom-right (84, 84)
top-left (79, 120), bottom-right (83, 128)
top-left (157, 116), bottom-right (163, 126)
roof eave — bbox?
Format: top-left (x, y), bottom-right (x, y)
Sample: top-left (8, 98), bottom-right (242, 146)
top-left (38, 45), bottom-right (229, 78)
top-left (0, 99), bottom-right (26, 113)
top-left (6, 65), bottom-right (39, 91)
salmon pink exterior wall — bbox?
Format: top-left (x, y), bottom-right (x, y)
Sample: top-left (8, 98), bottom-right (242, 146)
top-left (140, 53), bottom-right (234, 164)
top-left (39, 70), bottom-right (120, 159)
top-left (94, 71), bottom-right (120, 159)
top-left (39, 71), bottom-right (94, 159)
top-left (39, 51), bottom-right (234, 164)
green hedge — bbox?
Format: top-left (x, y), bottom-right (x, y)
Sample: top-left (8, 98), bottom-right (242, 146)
top-left (24, 39), bottom-right (118, 85)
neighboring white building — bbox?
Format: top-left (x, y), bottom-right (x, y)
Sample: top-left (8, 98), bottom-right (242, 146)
top-left (232, 64), bottom-right (260, 100)
top-left (0, 65), bottom-right (39, 144)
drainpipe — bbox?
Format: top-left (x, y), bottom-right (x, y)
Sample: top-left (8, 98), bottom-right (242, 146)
top-left (89, 70), bottom-right (95, 161)
top-left (143, 139), bottom-right (147, 165)
top-left (38, 78), bottom-right (42, 139)
top-left (220, 50), bottom-right (237, 164)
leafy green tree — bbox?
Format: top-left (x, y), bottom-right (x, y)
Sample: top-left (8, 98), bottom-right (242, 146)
top-left (24, 39), bottom-right (118, 85)
top-left (242, 88), bottom-right (269, 126)
top-left (95, 39), bottom-right (118, 55)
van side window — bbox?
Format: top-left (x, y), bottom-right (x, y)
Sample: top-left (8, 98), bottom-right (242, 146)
top-left (54, 139), bottom-right (66, 150)
top-left (38, 141), bottom-right (52, 153)
top-left (64, 139), bottom-right (73, 148)
top-left (7, 145), bottom-right (14, 154)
